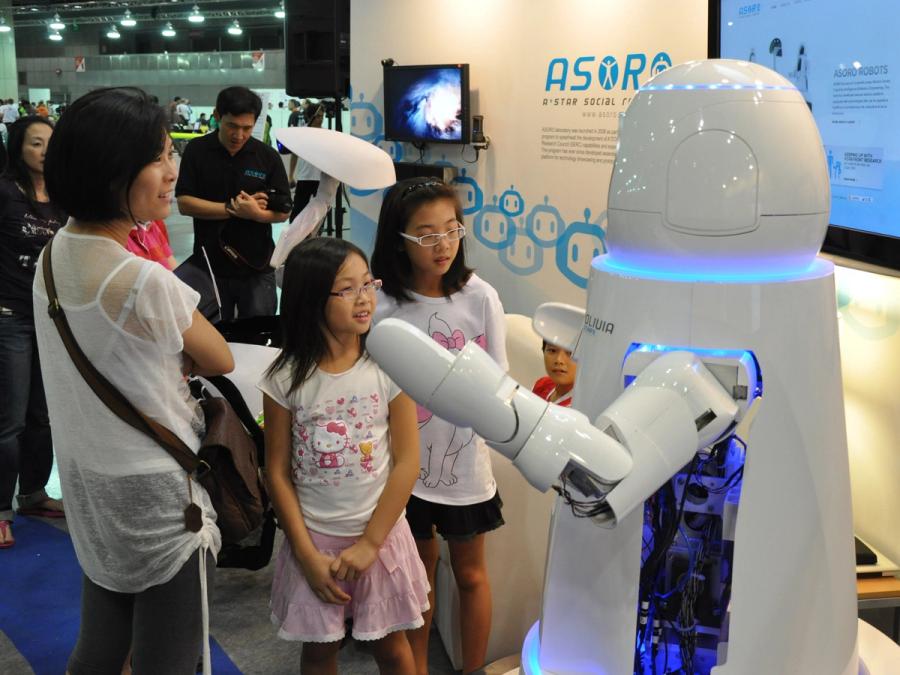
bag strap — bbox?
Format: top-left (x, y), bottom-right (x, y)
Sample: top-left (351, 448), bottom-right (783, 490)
top-left (41, 237), bottom-right (203, 476)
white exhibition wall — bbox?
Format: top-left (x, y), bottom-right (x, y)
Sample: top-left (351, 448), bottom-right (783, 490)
top-left (347, 0), bottom-right (900, 610)
top-left (348, 0), bottom-right (708, 315)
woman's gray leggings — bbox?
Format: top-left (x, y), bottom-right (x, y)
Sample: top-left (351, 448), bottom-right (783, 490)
top-left (67, 548), bottom-right (214, 675)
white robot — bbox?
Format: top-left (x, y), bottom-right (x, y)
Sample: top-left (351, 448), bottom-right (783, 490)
top-left (369, 60), bottom-right (899, 673)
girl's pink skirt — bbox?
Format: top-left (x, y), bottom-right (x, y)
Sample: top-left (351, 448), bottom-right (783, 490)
top-left (270, 518), bottom-right (430, 643)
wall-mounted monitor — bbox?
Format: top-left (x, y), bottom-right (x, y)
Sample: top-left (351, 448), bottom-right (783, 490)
top-left (711, 0), bottom-right (900, 271)
top-left (383, 63), bottom-right (470, 144)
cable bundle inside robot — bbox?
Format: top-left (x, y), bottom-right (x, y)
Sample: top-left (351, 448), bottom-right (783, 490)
top-left (632, 433), bottom-right (748, 674)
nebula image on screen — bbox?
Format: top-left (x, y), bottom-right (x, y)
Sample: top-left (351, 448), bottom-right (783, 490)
top-left (387, 67), bottom-right (463, 142)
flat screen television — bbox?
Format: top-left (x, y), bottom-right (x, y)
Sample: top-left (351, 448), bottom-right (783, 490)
top-left (383, 63), bottom-right (470, 144)
top-left (711, 0), bottom-right (900, 271)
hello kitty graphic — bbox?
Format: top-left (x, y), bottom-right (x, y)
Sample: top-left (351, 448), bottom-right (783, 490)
top-left (414, 312), bottom-right (487, 488)
top-left (313, 419), bottom-right (352, 469)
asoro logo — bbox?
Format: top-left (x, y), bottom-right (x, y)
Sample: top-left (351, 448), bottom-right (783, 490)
top-left (738, 3), bottom-right (761, 17)
top-left (546, 51), bottom-right (672, 91)
top-left (649, 52), bottom-right (672, 76)
top-left (584, 313), bottom-right (614, 336)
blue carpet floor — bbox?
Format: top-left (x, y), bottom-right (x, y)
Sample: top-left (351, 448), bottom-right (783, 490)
top-left (1, 516), bottom-right (241, 675)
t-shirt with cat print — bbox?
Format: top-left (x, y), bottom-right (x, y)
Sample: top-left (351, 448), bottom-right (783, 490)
top-left (374, 273), bottom-right (508, 506)
top-left (258, 356), bottom-right (401, 537)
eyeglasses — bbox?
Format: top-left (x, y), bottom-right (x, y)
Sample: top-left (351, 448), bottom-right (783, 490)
top-left (401, 179), bottom-right (444, 198)
top-left (399, 225), bottom-right (466, 247)
top-left (329, 279), bottom-right (382, 300)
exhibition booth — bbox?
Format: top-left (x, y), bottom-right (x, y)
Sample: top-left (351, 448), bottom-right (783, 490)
top-left (1, 0), bottom-right (899, 673)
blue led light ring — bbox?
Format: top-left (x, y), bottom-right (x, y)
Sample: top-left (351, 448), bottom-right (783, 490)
top-left (521, 621), bottom-right (542, 675)
top-left (595, 255), bottom-right (832, 284)
top-left (639, 82), bottom-right (797, 92)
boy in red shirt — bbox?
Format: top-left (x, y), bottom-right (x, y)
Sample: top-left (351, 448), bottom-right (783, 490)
top-left (531, 341), bottom-right (576, 407)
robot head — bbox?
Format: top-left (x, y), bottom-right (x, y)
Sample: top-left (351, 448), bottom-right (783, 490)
top-left (606, 59), bottom-right (829, 278)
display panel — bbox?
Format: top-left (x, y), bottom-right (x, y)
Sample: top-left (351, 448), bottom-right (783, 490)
top-left (383, 64), bottom-right (470, 144)
top-left (716, 0), bottom-right (900, 269)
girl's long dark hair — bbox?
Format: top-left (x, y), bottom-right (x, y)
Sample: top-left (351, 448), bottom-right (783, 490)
top-left (370, 177), bottom-right (473, 303)
top-left (3, 116), bottom-right (55, 203)
top-left (266, 237), bottom-right (370, 395)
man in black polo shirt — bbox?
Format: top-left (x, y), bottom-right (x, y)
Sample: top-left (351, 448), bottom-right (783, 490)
top-left (176, 86), bottom-right (291, 321)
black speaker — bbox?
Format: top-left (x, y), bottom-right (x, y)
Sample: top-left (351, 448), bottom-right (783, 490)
top-left (285, 0), bottom-right (350, 99)
top-left (394, 163), bottom-right (457, 183)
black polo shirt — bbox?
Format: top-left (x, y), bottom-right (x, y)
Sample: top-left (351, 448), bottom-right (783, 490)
top-left (175, 132), bottom-right (290, 278)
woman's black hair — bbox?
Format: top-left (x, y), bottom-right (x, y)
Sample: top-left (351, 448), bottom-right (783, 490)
top-left (266, 237), bottom-right (371, 395)
top-left (370, 177), bottom-right (473, 303)
top-left (3, 116), bottom-right (55, 203)
top-left (44, 87), bottom-right (167, 223)
top-left (215, 86), bottom-right (262, 120)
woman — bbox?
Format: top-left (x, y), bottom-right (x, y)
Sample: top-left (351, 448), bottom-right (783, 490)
top-left (0, 116), bottom-right (67, 549)
top-left (35, 87), bottom-right (234, 674)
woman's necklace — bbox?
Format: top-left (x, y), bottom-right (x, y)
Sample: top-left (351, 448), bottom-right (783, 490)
top-left (132, 226), bottom-right (149, 253)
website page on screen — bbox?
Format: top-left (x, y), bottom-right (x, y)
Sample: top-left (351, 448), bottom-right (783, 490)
top-left (721, 0), bottom-right (899, 239)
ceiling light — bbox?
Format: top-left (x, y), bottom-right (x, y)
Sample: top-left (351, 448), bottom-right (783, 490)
top-left (275, 3), bottom-right (285, 19)
top-left (120, 9), bottom-right (136, 27)
top-left (227, 19), bottom-right (242, 35)
top-left (188, 5), bottom-right (204, 23)
top-left (106, 24), bottom-right (120, 39)
top-left (0, 18), bottom-right (10, 33)
top-left (49, 13), bottom-right (65, 30)
top-left (161, 21), bottom-right (175, 37)
top-left (48, 30), bottom-right (63, 41)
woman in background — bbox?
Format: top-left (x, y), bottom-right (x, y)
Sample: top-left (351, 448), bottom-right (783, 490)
top-left (0, 116), bottom-right (66, 549)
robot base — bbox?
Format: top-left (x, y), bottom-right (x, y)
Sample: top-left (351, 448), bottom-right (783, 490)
top-left (536, 257), bottom-right (860, 673)
top-left (505, 620), bottom-right (899, 675)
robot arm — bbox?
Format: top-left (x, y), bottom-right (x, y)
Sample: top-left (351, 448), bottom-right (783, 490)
top-left (368, 319), bottom-right (739, 525)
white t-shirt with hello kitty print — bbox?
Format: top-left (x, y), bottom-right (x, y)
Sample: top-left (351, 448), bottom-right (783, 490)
top-left (374, 273), bottom-right (508, 506)
top-left (258, 357), bottom-right (401, 537)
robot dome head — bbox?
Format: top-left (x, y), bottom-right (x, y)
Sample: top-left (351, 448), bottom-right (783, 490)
top-left (606, 59), bottom-right (829, 277)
